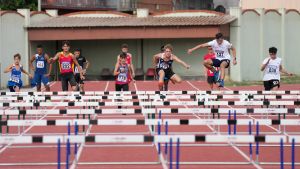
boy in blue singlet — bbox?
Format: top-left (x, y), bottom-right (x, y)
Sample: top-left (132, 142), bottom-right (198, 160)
top-left (30, 45), bottom-right (52, 91)
top-left (4, 54), bottom-right (33, 92)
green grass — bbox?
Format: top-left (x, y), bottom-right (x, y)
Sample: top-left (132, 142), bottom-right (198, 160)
top-left (226, 75), bottom-right (300, 87)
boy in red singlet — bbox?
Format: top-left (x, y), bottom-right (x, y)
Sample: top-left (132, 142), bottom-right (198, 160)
top-left (50, 41), bottom-right (84, 91)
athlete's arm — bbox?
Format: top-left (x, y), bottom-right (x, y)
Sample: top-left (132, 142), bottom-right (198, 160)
top-left (188, 43), bottom-right (210, 54)
top-left (173, 55), bottom-right (190, 69)
top-left (131, 63), bottom-right (135, 78)
top-left (72, 54), bottom-right (84, 79)
top-left (129, 64), bottom-right (134, 79)
top-left (113, 64), bottom-right (120, 76)
top-left (4, 64), bottom-right (13, 73)
top-left (152, 54), bottom-right (160, 68)
top-left (49, 52), bottom-right (60, 63)
top-left (29, 55), bottom-right (36, 71)
top-left (45, 54), bottom-right (52, 77)
top-left (116, 55), bottom-right (120, 65)
top-left (21, 67), bottom-right (33, 79)
top-left (279, 65), bottom-right (293, 76)
top-left (230, 46), bottom-right (237, 65)
top-left (260, 58), bottom-right (270, 71)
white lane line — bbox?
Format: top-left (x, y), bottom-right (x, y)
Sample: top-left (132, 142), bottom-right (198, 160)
top-left (70, 114), bottom-right (97, 169)
top-left (0, 82), bottom-right (58, 154)
top-left (104, 81), bottom-right (109, 91)
top-left (186, 81), bottom-right (262, 169)
top-left (135, 81), bottom-right (168, 169)
top-left (224, 86), bottom-right (290, 136)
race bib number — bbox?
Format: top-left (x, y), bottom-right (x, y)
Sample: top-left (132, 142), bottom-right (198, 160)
top-left (10, 76), bottom-right (20, 83)
top-left (160, 63), bottom-right (169, 69)
top-left (61, 62), bottom-right (71, 70)
top-left (215, 50), bottom-right (224, 58)
top-left (74, 66), bottom-right (82, 73)
top-left (36, 61), bottom-right (44, 68)
top-left (117, 73), bottom-right (127, 82)
top-left (273, 80), bottom-right (279, 85)
top-left (268, 65), bottom-right (277, 74)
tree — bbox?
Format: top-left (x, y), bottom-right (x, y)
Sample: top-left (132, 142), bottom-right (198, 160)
top-left (0, 0), bottom-right (37, 10)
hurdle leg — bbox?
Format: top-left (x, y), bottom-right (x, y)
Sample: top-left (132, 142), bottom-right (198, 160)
top-left (0, 115), bottom-right (2, 134)
top-left (6, 115), bottom-right (9, 134)
top-left (82, 114), bottom-right (85, 132)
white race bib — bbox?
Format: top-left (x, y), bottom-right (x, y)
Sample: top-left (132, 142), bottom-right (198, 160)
top-left (36, 61), bottom-right (44, 68)
top-left (10, 76), bottom-right (20, 83)
top-left (74, 66), bottom-right (82, 73)
top-left (61, 62), bottom-right (71, 70)
top-left (117, 73), bottom-right (127, 82)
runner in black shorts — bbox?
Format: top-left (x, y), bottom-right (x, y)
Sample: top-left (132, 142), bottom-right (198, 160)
top-left (50, 41), bottom-right (84, 91)
top-left (261, 47), bottom-right (293, 91)
top-left (153, 44), bottom-right (190, 91)
top-left (74, 49), bottom-right (89, 92)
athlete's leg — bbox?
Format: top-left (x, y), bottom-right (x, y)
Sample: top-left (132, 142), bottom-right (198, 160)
top-left (219, 61), bottom-right (229, 80)
top-left (203, 59), bottom-right (216, 72)
top-left (158, 70), bottom-right (165, 91)
top-left (170, 74), bottom-right (182, 84)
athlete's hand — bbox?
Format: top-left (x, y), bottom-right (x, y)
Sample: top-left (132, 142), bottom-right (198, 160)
top-left (288, 73), bottom-right (293, 76)
top-left (232, 59), bottom-right (237, 65)
top-left (82, 69), bottom-right (87, 75)
top-left (187, 49), bottom-right (193, 55)
top-left (186, 65), bottom-right (191, 69)
top-left (80, 75), bottom-right (85, 80)
top-left (28, 74), bottom-right (33, 79)
top-left (30, 67), bottom-right (35, 71)
top-left (44, 73), bottom-right (50, 77)
top-left (132, 73), bottom-right (135, 78)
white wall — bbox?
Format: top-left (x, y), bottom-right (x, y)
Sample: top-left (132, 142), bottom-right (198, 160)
top-left (0, 13), bottom-right (26, 88)
top-left (230, 8), bottom-right (300, 81)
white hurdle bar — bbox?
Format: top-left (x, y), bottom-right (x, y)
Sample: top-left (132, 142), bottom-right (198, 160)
top-left (0, 134), bottom-right (290, 144)
top-left (0, 100), bottom-right (299, 107)
top-left (2, 119), bottom-right (300, 127)
top-left (1, 94), bottom-right (300, 102)
top-left (0, 108), bottom-right (300, 115)
top-left (1, 90), bottom-right (300, 96)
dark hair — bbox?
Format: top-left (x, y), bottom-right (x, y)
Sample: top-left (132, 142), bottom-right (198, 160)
top-left (37, 44), bottom-right (43, 48)
top-left (121, 44), bottom-right (128, 49)
top-left (215, 33), bottom-right (223, 39)
top-left (74, 48), bottom-right (81, 52)
top-left (14, 53), bottom-right (21, 60)
top-left (269, 47), bottom-right (277, 54)
top-left (120, 52), bottom-right (127, 59)
top-left (62, 40), bottom-right (70, 47)
top-left (160, 45), bottom-right (165, 52)
top-left (164, 44), bottom-right (173, 51)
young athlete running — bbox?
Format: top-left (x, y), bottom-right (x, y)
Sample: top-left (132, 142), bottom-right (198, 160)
top-left (30, 45), bottom-right (52, 91)
top-left (114, 52), bottom-right (133, 91)
top-left (203, 46), bottom-right (218, 90)
top-left (5, 53), bottom-right (33, 92)
top-left (261, 47), bottom-right (293, 91)
top-left (188, 33), bottom-right (237, 87)
top-left (74, 49), bottom-right (89, 92)
top-left (116, 44), bottom-right (135, 82)
top-left (153, 44), bottom-right (190, 91)
top-left (50, 41), bottom-right (84, 91)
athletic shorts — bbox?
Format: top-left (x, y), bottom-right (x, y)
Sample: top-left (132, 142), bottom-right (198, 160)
top-left (60, 72), bottom-right (77, 91)
top-left (212, 59), bottom-right (230, 68)
top-left (115, 84), bottom-right (129, 91)
top-left (75, 73), bottom-right (84, 84)
top-left (207, 76), bottom-right (215, 84)
top-left (33, 73), bottom-right (49, 86)
top-left (263, 79), bottom-right (280, 91)
top-left (7, 81), bottom-right (22, 92)
top-left (156, 68), bottom-right (175, 80)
